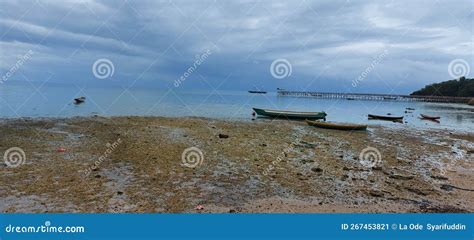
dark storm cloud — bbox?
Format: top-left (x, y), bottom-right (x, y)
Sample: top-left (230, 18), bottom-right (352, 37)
top-left (0, 0), bottom-right (472, 93)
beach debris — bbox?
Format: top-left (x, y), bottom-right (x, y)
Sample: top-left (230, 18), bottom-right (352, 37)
top-left (440, 184), bottom-right (474, 192)
top-left (311, 167), bottom-right (323, 173)
top-left (430, 175), bottom-right (448, 181)
top-left (117, 191), bottom-right (124, 195)
top-left (368, 190), bottom-right (384, 198)
top-left (218, 134), bottom-right (229, 139)
top-left (404, 187), bottom-right (429, 196)
top-left (74, 96), bottom-right (86, 104)
top-left (389, 174), bottom-right (414, 180)
top-left (340, 174), bottom-right (349, 181)
top-left (195, 204), bottom-right (204, 210)
top-left (440, 184), bottom-right (454, 191)
top-left (56, 147), bottom-right (66, 153)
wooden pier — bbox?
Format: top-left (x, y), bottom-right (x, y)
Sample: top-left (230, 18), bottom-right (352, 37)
top-left (277, 91), bottom-right (472, 104)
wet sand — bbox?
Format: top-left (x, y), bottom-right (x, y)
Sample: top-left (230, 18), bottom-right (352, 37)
top-left (0, 116), bottom-right (473, 213)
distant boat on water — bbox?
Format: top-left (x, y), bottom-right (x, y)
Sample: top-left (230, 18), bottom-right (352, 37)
top-left (74, 97), bottom-right (86, 104)
top-left (248, 90), bottom-right (267, 94)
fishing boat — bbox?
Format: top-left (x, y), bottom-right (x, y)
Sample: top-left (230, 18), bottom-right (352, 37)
top-left (420, 114), bottom-right (440, 120)
top-left (306, 120), bottom-right (367, 131)
top-left (253, 108), bottom-right (327, 120)
top-left (248, 90), bottom-right (267, 94)
top-left (368, 114), bottom-right (403, 121)
top-left (74, 97), bottom-right (86, 104)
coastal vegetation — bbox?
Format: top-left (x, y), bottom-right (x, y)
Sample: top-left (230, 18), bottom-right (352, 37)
top-left (411, 77), bottom-right (474, 97)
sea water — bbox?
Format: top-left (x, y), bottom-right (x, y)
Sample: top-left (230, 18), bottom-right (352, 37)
top-left (1, 83), bottom-right (473, 132)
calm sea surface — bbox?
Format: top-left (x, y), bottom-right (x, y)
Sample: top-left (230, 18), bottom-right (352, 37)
top-left (1, 84), bottom-right (473, 132)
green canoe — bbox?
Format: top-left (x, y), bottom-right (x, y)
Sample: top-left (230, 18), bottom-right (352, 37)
top-left (253, 108), bottom-right (327, 120)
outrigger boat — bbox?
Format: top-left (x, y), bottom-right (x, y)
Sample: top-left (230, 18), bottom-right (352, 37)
top-left (306, 120), bottom-right (367, 131)
top-left (368, 114), bottom-right (403, 121)
top-left (253, 108), bottom-right (327, 120)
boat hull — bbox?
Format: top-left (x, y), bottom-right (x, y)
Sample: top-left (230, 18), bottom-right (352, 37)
top-left (420, 114), bottom-right (440, 120)
top-left (368, 114), bottom-right (403, 121)
top-left (253, 108), bottom-right (326, 120)
top-left (306, 120), bottom-right (367, 131)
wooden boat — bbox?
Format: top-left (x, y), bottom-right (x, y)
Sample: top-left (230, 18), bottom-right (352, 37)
top-left (253, 108), bottom-right (327, 120)
top-left (74, 97), bottom-right (86, 104)
top-left (306, 120), bottom-right (367, 131)
top-left (420, 114), bottom-right (440, 120)
top-left (248, 90), bottom-right (267, 94)
top-left (368, 114), bottom-right (403, 121)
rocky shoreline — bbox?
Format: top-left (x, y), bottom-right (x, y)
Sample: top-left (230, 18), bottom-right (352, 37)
top-left (0, 116), bottom-right (473, 213)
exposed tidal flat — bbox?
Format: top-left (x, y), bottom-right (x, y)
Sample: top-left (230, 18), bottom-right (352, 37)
top-left (0, 116), bottom-right (473, 213)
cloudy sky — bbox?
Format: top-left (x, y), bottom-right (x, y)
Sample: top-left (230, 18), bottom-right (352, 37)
top-left (1, 0), bottom-right (473, 94)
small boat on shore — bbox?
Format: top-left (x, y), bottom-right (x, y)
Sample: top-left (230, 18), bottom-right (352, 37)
top-left (253, 108), bottom-right (327, 120)
top-left (74, 97), bottom-right (86, 104)
top-left (368, 114), bottom-right (403, 121)
top-left (248, 90), bottom-right (267, 94)
top-left (306, 120), bottom-right (367, 131)
top-left (420, 114), bottom-right (440, 120)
